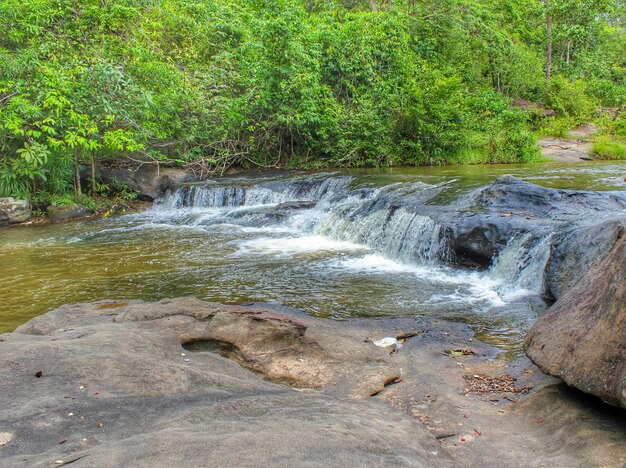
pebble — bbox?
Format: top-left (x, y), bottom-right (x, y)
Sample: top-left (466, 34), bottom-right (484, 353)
top-left (183, 358), bottom-right (190, 362)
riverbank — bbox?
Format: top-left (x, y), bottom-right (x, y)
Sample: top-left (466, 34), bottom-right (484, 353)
top-left (1, 168), bottom-right (625, 465)
top-left (3, 140), bottom-right (625, 229)
top-left (1, 290), bottom-right (622, 466)
top-left (1, 298), bottom-right (624, 466)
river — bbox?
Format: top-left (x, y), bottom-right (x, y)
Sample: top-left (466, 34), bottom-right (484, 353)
top-left (1, 161), bottom-right (624, 356)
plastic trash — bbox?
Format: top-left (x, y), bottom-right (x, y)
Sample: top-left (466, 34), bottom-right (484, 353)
top-left (373, 337), bottom-right (402, 349)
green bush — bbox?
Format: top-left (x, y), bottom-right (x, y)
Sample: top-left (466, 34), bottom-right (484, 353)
top-left (591, 136), bottom-right (626, 160)
top-left (547, 77), bottom-right (598, 125)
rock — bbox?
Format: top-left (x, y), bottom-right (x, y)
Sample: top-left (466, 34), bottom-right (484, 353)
top-left (545, 219), bottom-right (625, 298)
top-left (0, 197), bottom-right (30, 227)
top-left (2, 298), bottom-right (625, 466)
top-left (439, 176), bottom-right (626, 269)
top-left (0, 298), bottom-right (449, 466)
top-left (0, 433), bottom-right (13, 447)
top-left (509, 98), bottom-right (557, 117)
top-left (99, 165), bottom-right (195, 201)
top-left (524, 224), bottom-right (626, 408)
top-left (47, 204), bottom-right (93, 222)
top-left (478, 175), bottom-right (626, 218)
top-left (274, 200), bottom-right (317, 210)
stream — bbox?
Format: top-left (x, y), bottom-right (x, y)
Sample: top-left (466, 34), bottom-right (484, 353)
top-left (1, 161), bottom-right (625, 356)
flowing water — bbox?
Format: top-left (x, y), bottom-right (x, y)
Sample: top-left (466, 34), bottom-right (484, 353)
top-left (1, 161), bottom-right (625, 356)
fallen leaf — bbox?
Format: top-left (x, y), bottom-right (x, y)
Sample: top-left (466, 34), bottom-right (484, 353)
top-left (59, 438), bottom-right (67, 445)
top-left (536, 418), bottom-right (544, 424)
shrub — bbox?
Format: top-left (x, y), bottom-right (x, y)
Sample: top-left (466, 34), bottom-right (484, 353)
top-left (591, 136), bottom-right (626, 160)
top-left (547, 76), bottom-right (598, 125)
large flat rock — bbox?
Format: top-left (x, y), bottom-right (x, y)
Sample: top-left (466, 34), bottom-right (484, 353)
top-left (1, 298), bottom-right (625, 466)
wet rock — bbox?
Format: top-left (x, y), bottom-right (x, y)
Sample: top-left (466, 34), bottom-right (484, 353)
top-left (478, 175), bottom-right (626, 218)
top-left (440, 176), bottom-right (626, 270)
top-left (274, 200), bottom-right (317, 210)
top-left (525, 224), bottom-right (626, 408)
top-left (545, 219), bottom-right (625, 298)
top-left (0, 197), bottom-right (30, 227)
top-left (47, 204), bottom-right (92, 222)
top-left (99, 165), bottom-right (195, 201)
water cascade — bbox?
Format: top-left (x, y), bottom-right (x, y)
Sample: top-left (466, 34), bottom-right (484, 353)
top-left (158, 173), bottom-right (551, 303)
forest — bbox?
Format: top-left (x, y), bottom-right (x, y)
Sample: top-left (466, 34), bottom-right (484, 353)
top-left (0, 0), bottom-right (625, 202)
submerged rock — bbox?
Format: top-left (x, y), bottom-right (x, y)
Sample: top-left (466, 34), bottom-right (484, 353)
top-left (0, 197), bottom-right (30, 226)
top-left (524, 224), bottom-right (626, 408)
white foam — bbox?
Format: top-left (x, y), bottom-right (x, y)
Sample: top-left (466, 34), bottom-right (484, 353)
top-left (334, 254), bottom-right (507, 307)
top-left (234, 235), bottom-right (369, 258)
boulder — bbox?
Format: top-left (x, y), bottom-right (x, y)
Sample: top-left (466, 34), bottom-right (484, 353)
top-left (524, 224), bottom-right (626, 408)
top-left (0, 197), bottom-right (30, 227)
top-left (47, 204), bottom-right (93, 222)
top-left (545, 219), bottom-right (625, 298)
top-left (99, 165), bottom-right (195, 201)
top-left (439, 176), bottom-right (626, 269)
top-left (275, 200), bottom-right (318, 210)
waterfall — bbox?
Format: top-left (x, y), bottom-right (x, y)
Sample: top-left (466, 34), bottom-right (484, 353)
top-left (489, 233), bottom-right (552, 299)
top-left (160, 175), bottom-right (353, 209)
top-left (158, 173), bottom-right (551, 303)
top-left (314, 203), bottom-right (446, 264)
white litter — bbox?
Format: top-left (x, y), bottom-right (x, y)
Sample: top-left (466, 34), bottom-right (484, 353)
top-left (373, 337), bottom-right (402, 349)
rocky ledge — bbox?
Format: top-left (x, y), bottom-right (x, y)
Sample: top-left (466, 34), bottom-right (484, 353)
top-left (0, 197), bottom-right (30, 227)
top-left (1, 298), bottom-right (625, 466)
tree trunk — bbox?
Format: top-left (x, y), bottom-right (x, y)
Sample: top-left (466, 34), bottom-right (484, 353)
top-left (74, 154), bottom-right (81, 196)
top-left (368, 0), bottom-right (378, 12)
top-left (566, 39), bottom-right (571, 65)
top-left (31, 178), bottom-right (37, 208)
top-left (546, 0), bottom-right (552, 88)
top-left (91, 157), bottom-right (96, 196)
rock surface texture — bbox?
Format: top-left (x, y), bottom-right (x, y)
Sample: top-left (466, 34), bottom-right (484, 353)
top-left (1, 298), bottom-right (625, 467)
top-left (47, 204), bottom-right (93, 222)
top-left (525, 223), bottom-right (626, 408)
top-left (99, 165), bottom-right (195, 200)
top-left (0, 197), bottom-right (30, 226)
top-left (434, 176), bottom-right (626, 298)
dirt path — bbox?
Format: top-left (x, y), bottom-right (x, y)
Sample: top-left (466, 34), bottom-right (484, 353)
top-left (539, 124), bottom-right (596, 162)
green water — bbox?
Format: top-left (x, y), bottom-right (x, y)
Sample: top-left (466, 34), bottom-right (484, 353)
top-left (1, 161), bottom-right (624, 355)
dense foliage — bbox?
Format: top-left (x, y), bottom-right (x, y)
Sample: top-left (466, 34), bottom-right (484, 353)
top-left (0, 0), bottom-right (624, 199)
